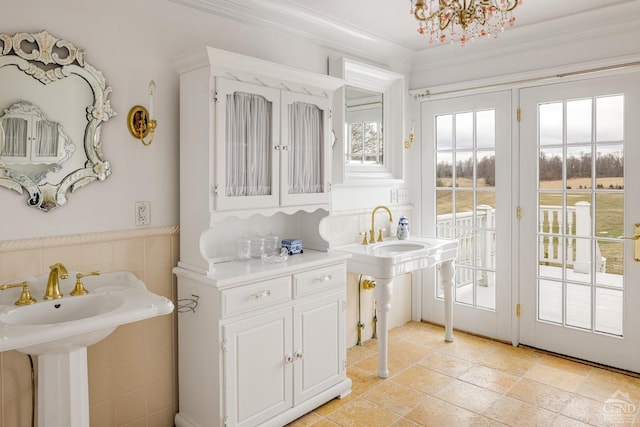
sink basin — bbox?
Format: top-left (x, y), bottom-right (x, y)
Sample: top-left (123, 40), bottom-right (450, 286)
top-left (0, 270), bottom-right (174, 355)
top-left (371, 241), bottom-right (429, 255)
top-left (333, 236), bottom-right (458, 279)
top-left (1, 294), bottom-right (124, 326)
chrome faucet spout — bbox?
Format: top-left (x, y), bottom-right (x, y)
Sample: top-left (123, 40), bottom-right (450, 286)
top-left (370, 205), bottom-right (393, 243)
top-left (44, 263), bottom-right (68, 300)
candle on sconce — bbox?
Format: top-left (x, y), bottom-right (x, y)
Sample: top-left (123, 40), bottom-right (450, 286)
top-left (410, 119), bottom-right (415, 135)
top-left (148, 80), bottom-right (156, 119)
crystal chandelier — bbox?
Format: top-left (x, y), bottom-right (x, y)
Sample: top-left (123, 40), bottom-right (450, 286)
top-left (410, 0), bottom-right (521, 46)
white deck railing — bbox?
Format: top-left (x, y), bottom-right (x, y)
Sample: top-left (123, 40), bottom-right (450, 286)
top-left (437, 202), bottom-right (605, 287)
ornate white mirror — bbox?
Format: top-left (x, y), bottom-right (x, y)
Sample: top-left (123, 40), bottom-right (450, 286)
top-left (0, 30), bottom-right (116, 211)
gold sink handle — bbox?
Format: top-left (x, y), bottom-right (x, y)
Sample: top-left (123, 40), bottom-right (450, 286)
top-left (71, 271), bottom-right (101, 296)
top-left (0, 281), bottom-right (37, 305)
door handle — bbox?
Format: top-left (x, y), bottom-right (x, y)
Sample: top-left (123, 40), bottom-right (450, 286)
top-left (618, 223), bottom-right (640, 262)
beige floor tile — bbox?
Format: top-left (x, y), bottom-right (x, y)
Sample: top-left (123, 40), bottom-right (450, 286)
top-left (326, 397), bottom-right (401, 427)
top-left (288, 411), bottom-right (325, 426)
top-left (578, 374), bottom-right (640, 404)
top-left (484, 396), bottom-right (556, 426)
top-left (550, 414), bottom-right (593, 427)
top-left (314, 394), bottom-right (358, 417)
top-left (392, 365), bottom-right (453, 395)
top-left (353, 355), bottom-right (411, 378)
top-left (538, 354), bottom-right (594, 376)
top-left (406, 395), bottom-right (483, 426)
top-left (418, 350), bottom-right (476, 377)
top-left (562, 394), bottom-right (633, 426)
top-left (347, 345), bottom-right (376, 367)
top-left (507, 378), bottom-right (574, 413)
top-left (388, 340), bottom-right (432, 364)
top-left (435, 379), bottom-right (502, 413)
top-left (458, 365), bottom-right (520, 394)
top-left (347, 367), bottom-right (385, 395)
top-left (362, 379), bottom-right (426, 416)
top-left (524, 363), bottom-right (588, 392)
top-left (481, 345), bottom-right (541, 377)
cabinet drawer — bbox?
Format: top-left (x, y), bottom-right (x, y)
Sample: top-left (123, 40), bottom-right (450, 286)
top-left (293, 264), bottom-right (346, 297)
top-left (221, 276), bottom-right (291, 317)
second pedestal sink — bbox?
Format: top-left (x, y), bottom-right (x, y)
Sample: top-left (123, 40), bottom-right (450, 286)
top-left (0, 270), bottom-right (174, 427)
top-left (333, 236), bottom-right (458, 378)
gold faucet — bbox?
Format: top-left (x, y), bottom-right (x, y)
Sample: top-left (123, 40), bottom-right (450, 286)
top-left (370, 205), bottom-right (393, 243)
top-left (0, 281), bottom-right (36, 305)
top-left (71, 271), bottom-right (100, 296)
top-left (44, 263), bottom-right (68, 300)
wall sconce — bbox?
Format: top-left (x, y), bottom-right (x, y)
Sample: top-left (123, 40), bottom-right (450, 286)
top-left (404, 119), bottom-right (415, 149)
top-left (127, 80), bottom-right (157, 146)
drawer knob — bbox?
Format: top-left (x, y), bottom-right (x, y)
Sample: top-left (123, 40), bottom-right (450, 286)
top-left (294, 351), bottom-right (303, 360)
top-left (250, 290), bottom-right (271, 300)
top-left (284, 353), bottom-right (294, 364)
top-left (315, 275), bottom-right (332, 283)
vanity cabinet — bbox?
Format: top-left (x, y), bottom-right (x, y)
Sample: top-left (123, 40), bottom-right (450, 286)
top-left (173, 252), bottom-right (352, 427)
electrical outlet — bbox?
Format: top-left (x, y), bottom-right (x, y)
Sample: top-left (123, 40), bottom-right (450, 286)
top-left (135, 201), bottom-right (150, 226)
top-left (397, 188), bottom-right (409, 203)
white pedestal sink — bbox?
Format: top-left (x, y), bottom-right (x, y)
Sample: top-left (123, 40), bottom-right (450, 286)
top-left (334, 236), bottom-right (458, 378)
top-left (0, 271), bottom-right (174, 427)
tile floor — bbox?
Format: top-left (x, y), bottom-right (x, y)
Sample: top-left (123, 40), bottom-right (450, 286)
top-left (289, 321), bottom-right (640, 426)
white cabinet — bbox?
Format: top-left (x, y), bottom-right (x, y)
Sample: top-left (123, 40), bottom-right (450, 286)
top-left (174, 252), bottom-right (352, 427)
top-left (213, 79), bottom-right (333, 211)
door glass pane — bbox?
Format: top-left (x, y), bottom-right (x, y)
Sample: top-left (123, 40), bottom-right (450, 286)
top-left (476, 110), bottom-right (495, 149)
top-left (456, 112), bottom-right (473, 149)
top-left (536, 94), bottom-right (625, 337)
top-left (456, 151), bottom-right (473, 188)
top-left (566, 283), bottom-right (591, 329)
top-left (596, 95), bottom-right (624, 142)
top-left (436, 114), bottom-right (453, 150)
top-left (476, 151), bottom-right (495, 188)
top-left (539, 102), bottom-right (563, 145)
top-left (477, 271), bottom-right (496, 310)
top-left (566, 99), bottom-right (592, 144)
top-left (539, 280), bottom-right (562, 323)
top-left (595, 144), bottom-right (623, 189)
top-left (436, 152), bottom-right (453, 186)
top-left (539, 147), bottom-right (563, 189)
top-left (595, 288), bottom-right (623, 335)
top-left (456, 267), bottom-right (474, 305)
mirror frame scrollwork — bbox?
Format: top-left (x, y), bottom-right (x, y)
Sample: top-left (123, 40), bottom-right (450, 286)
top-left (0, 30), bottom-right (116, 212)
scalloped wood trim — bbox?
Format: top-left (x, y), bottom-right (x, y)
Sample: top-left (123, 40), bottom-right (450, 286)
top-left (0, 226), bottom-right (179, 253)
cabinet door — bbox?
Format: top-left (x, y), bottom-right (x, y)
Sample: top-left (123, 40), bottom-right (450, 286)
top-left (293, 291), bottom-right (345, 404)
top-left (223, 307), bottom-right (293, 427)
top-left (214, 78), bottom-right (281, 211)
top-left (280, 92), bottom-right (332, 207)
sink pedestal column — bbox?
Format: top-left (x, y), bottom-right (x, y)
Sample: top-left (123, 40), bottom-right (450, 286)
top-left (373, 277), bottom-right (394, 379)
top-left (38, 348), bottom-right (90, 427)
top-left (373, 259), bottom-right (456, 379)
top-left (440, 260), bottom-right (455, 342)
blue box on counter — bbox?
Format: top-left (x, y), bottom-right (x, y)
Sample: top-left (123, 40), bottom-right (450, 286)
top-left (281, 239), bottom-right (303, 255)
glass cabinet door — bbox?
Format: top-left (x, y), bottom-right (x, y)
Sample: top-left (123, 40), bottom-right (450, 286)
top-left (280, 91), bottom-right (331, 207)
top-left (214, 79), bottom-right (281, 211)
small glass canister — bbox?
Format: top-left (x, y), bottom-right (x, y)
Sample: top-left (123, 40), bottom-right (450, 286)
top-left (235, 237), bottom-right (251, 260)
top-left (250, 234), bottom-right (265, 258)
top-left (264, 232), bottom-right (279, 256)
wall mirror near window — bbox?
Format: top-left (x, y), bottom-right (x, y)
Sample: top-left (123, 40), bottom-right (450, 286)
top-left (0, 30), bottom-right (116, 212)
top-left (330, 58), bottom-right (405, 184)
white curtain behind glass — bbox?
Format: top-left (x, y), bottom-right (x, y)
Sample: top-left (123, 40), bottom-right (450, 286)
top-left (1, 118), bottom-right (27, 157)
top-left (226, 91), bottom-right (272, 196)
top-left (289, 102), bottom-right (323, 194)
top-left (34, 121), bottom-right (59, 157)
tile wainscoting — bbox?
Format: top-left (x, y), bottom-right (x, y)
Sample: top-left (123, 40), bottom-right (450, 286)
top-left (0, 226), bottom-right (179, 427)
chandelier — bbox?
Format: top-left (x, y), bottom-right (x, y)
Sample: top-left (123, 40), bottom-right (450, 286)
top-left (410, 0), bottom-right (521, 46)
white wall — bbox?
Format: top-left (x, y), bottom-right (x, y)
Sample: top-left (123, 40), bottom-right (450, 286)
top-left (0, 0), bottom-right (409, 242)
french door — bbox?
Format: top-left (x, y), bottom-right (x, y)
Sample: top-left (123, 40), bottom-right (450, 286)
top-left (421, 91), bottom-right (512, 341)
top-left (519, 72), bottom-right (640, 372)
